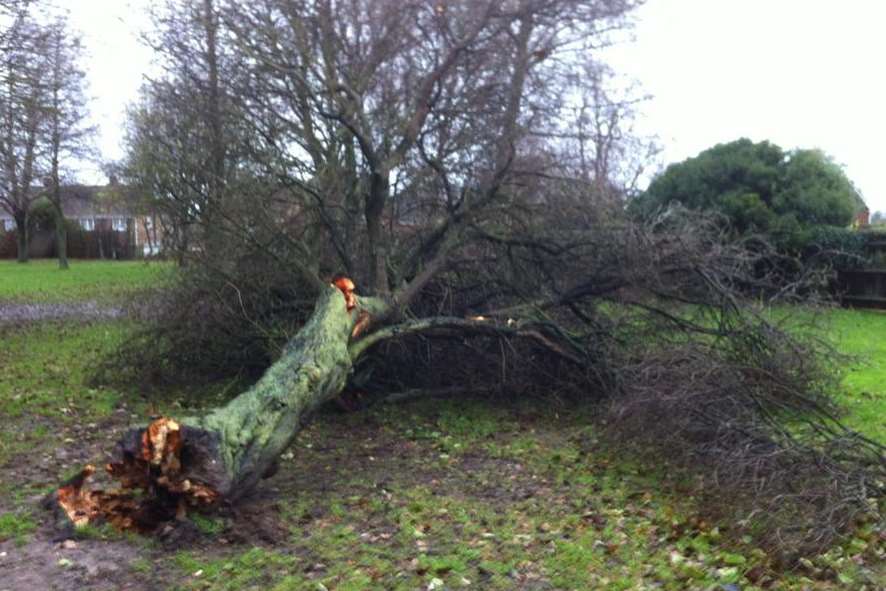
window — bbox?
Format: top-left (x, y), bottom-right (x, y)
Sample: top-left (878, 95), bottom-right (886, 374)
top-left (79, 218), bottom-right (95, 231)
top-left (3, 219), bottom-right (14, 232)
top-left (112, 217), bottom-right (127, 232)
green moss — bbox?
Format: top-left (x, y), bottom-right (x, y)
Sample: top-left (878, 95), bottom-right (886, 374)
top-left (199, 285), bottom-right (360, 494)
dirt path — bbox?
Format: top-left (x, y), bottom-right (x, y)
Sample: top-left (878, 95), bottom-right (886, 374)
top-left (0, 302), bottom-right (124, 324)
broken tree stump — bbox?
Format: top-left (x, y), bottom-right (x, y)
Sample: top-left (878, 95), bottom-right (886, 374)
top-left (47, 280), bottom-right (385, 532)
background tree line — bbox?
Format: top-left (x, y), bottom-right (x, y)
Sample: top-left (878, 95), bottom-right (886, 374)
top-left (0, 0), bottom-right (92, 267)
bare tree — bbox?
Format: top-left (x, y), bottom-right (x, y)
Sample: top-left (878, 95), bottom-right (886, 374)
top-left (44, 15), bottom-right (93, 269)
top-left (122, 0), bottom-right (241, 258)
top-left (0, 8), bottom-right (46, 262)
top-left (76, 0), bottom-right (646, 508)
top-left (0, 4), bottom-right (91, 265)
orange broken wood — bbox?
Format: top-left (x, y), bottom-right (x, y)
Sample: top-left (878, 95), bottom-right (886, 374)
top-left (56, 464), bottom-right (100, 528)
top-left (333, 275), bottom-right (358, 311)
top-left (351, 309), bottom-right (372, 339)
top-left (51, 416), bottom-right (219, 533)
top-left (142, 416), bottom-right (182, 466)
top-left (55, 464), bottom-right (143, 531)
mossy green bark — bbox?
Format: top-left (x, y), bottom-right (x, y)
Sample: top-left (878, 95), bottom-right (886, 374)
top-left (192, 284), bottom-right (383, 499)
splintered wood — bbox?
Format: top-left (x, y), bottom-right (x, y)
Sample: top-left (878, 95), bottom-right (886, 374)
top-left (333, 276), bottom-right (358, 311)
top-left (351, 310), bottom-right (371, 338)
top-left (53, 417), bottom-right (218, 533)
top-left (332, 276), bottom-right (370, 337)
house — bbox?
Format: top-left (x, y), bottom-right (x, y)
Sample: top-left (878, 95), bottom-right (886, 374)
top-left (851, 192), bottom-right (870, 229)
top-left (0, 183), bottom-right (163, 259)
top-left (853, 206), bottom-right (870, 229)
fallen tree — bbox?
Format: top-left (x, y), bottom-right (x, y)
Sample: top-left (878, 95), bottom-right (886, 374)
top-left (69, 0), bottom-right (882, 556)
top-left (50, 265), bottom-right (601, 530)
top-left (51, 216), bottom-right (885, 557)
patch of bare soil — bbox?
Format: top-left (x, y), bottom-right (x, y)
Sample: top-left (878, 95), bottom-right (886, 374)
top-left (0, 536), bottom-right (150, 591)
top-left (0, 402), bottom-right (168, 591)
top-left (0, 302), bottom-right (123, 325)
top-left (0, 407), bottom-right (136, 515)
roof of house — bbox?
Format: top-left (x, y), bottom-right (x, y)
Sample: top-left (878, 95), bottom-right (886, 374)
top-left (0, 184), bottom-right (139, 220)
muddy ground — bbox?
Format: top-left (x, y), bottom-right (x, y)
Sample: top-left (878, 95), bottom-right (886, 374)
top-left (0, 302), bottom-right (123, 325)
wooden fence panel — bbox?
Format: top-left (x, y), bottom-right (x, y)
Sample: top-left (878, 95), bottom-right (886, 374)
top-left (837, 269), bottom-right (886, 309)
top-left (0, 225), bottom-right (137, 260)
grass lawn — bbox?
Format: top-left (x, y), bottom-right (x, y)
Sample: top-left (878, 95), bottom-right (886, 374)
top-left (0, 322), bottom-right (132, 467)
top-left (0, 320), bottom-right (881, 590)
top-left (0, 259), bottom-right (171, 303)
top-left (822, 308), bottom-right (886, 442)
top-left (0, 277), bottom-right (882, 589)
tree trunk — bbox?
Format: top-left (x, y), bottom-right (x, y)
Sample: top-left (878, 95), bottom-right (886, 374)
top-left (15, 214), bottom-right (28, 263)
top-left (194, 283), bottom-right (366, 497)
top-left (49, 283), bottom-right (387, 531)
top-left (365, 170), bottom-right (390, 295)
top-left (54, 204), bottom-right (68, 270)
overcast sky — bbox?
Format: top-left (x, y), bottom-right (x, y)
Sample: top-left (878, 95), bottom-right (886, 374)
top-left (68, 0), bottom-right (886, 213)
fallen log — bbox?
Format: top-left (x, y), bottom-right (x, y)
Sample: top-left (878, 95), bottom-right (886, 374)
top-left (46, 280), bottom-right (385, 532)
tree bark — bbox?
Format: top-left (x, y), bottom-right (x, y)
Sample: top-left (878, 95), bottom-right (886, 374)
top-left (15, 213), bottom-right (28, 263)
top-left (55, 210), bottom-right (68, 269)
top-left (193, 283), bottom-right (379, 498)
top-left (51, 197), bottom-right (68, 269)
top-left (365, 170), bottom-right (390, 295)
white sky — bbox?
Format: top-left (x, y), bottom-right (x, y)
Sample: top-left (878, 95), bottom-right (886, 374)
top-left (605, 0), bottom-right (886, 213)
top-left (68, 0), bottom-right (886, 213)
top-left (65, 0), bottom-right (152, 181)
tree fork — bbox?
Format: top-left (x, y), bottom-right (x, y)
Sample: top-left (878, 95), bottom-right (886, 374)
top-left (47, 280), bottom-right (387, 532)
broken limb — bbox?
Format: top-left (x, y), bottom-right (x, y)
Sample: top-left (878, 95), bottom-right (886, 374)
top-left (347, 315), bottom-right (586, 366)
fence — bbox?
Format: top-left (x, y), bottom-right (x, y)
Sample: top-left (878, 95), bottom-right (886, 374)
top-left (837, 269), bottom-right (886, 309)
top-left (0, 223), bottom-right (137, 260)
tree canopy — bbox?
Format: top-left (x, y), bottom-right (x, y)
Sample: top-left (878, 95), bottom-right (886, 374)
top-left (631, 138), bottom-right (863, 249)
